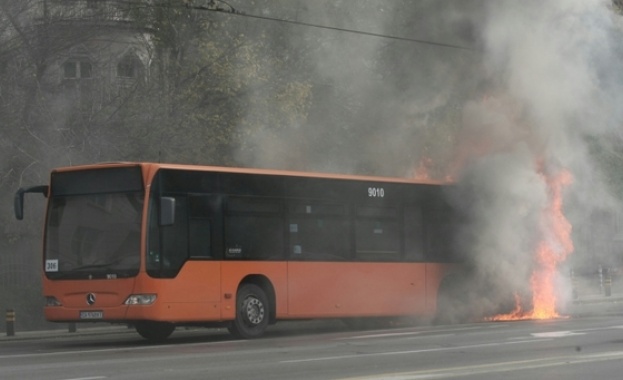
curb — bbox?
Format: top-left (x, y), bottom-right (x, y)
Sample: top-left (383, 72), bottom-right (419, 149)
top-left (0, 325), bottom-right (134, 342)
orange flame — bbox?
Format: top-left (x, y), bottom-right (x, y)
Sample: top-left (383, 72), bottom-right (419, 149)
top-left (488, 168), bottom-right (574, 321)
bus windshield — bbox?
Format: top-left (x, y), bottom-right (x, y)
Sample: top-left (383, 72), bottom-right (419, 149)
top-left (43, 166), bottom-right (144, 280)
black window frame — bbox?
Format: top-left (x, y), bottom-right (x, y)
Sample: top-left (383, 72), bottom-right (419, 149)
top-left (63, 60), bottom-right (92, 79)
top-left (149, 168), bottom-right (463, 266)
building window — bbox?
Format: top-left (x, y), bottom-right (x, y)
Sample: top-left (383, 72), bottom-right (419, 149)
top-left (63, 61), bottom-right (92, 79)
top-left (117, 53), bottom-right (141, 78)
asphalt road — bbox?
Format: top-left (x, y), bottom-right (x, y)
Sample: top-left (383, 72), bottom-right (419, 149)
top-left (1, 314), bottom-right (623, 380)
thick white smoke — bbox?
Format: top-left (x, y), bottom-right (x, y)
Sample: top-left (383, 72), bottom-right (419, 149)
top-left (452, 0), bottom-right (623, 316)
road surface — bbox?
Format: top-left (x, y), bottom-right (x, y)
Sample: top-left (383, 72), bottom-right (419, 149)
top-left (1, 316), bottom-right (623, 379)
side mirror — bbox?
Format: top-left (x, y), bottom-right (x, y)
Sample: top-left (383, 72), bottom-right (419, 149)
top-left (159, 197), bottom-right (176, 226)
top-left (14, 185), bottom-right (48, 220)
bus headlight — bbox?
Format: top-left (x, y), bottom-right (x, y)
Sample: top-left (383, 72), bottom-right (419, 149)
top-left (124, 294), bottom-right (157, 305)
top-left (45, 296), bottom-right (62, 307)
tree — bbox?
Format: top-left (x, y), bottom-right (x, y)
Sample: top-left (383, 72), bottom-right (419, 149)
top-left (115, 0), bottom-right (313, 166)
top-left (1, 0), bottom-right (316, 329)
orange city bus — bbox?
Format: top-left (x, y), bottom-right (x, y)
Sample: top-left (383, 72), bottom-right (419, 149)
top-left (14, 162), bottom-right (465, 341)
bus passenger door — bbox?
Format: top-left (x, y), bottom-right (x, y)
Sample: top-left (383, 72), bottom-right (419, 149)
top-left (187, 195), bottom-right (223, 318)
top-left (156, 194), bottom-right (222, 320)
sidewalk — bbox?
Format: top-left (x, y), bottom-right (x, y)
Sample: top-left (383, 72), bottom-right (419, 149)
top-left (563, 271), bottom-right (623, 317)
top-left (564, 293), bottom-right (623, 317)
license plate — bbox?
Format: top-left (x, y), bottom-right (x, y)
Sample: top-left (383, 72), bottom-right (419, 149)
top-left (80, 310), bottom-right (103, 319)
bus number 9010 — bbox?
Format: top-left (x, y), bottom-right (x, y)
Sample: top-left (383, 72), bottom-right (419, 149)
top-left (368, 187), bottom-right (385, 198)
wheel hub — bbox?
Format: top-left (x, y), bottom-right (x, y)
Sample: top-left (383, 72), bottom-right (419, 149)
top-left (245, 298), bottom-right (264, 325)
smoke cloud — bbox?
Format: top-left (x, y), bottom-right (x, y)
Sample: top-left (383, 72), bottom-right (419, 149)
top-left (235, 1), bottom-right (482, 175)
top-left (236, 1), bottom-right (623, 317)
top-left (452, 0), bottom-right (623, 316)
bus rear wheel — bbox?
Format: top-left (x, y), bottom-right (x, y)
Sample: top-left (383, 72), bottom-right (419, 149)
top-left (228, 284), bottom-right (270, 339)
top-left (135, 321), bottom-right (175, 342)
top-left (434, 275), bottom-right (473, 325)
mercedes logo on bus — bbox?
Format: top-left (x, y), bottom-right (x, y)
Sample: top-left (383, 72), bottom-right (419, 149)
top-left (86, 293), bottom-right (96, 305)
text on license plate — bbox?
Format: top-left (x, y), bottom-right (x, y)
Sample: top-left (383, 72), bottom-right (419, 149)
top-left (80, 311), bottom-right (103, 319)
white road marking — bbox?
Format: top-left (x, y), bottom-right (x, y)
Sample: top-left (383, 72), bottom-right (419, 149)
top-left (336, 326), bottom-right (485, 341)
top-left (337, 351), bottom-right (623, 379)
top-left (531, 330), bottom-right (585, 338)
top-left (280, 339), bottom-right (551, 364)
top-left (0, 339), bottom-right (238, 360)
top-left (337, 332), bottom-right (421, 340)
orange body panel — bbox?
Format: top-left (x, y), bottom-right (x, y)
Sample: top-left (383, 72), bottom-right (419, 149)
top-left (287, 262), bottom-right (427, 318)
top-left (127, 261), bottom-right (222, 322)
top-left (43, 277), bottom-right (135, 321)
top-left (44, 261), bottom-right (453, 323)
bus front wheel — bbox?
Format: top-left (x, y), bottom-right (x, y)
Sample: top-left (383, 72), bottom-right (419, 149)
top-left (228, 284), bottom-right (270, 339)
top-left (135, 321), bottom-right (175, 342)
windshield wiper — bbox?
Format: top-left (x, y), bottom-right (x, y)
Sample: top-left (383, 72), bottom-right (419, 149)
top-left (72, 263), bottom-right (118, 271)
top-left (71, 257), bottom-right (128, 271)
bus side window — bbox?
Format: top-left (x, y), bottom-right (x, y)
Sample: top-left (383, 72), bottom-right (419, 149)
top-left (404, 206), bottom-right (425, 262)
top-left (224, 197), bottom-right (283, 260)
top-left (354, 206), bottom-right (400, 262)
top-left (288, 203), bottom-right (349, 261)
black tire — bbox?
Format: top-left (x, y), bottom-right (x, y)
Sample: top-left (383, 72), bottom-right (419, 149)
top-left (228, 284), bottom-right (270, 339)
top-left (135, 321), bottom-right (175, 342)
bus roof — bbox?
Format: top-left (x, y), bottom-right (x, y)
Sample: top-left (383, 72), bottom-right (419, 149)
top-left (51, 162), bottom-right (452, 186)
